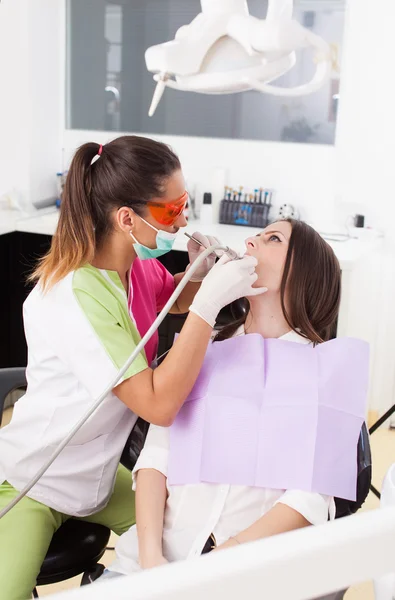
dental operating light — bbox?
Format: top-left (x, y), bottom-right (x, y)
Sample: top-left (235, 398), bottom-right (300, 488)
top-left (145, 0), bottom-right (332, 116)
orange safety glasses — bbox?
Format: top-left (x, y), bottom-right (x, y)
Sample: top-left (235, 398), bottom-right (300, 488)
top-left (147, 191), bottom-right (188, 226)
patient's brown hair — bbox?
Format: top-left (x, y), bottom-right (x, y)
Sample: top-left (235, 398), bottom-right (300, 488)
top-left (215, 219), bottom-right (341, 344)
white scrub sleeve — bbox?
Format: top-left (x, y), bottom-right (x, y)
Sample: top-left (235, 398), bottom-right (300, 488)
top-left (132, 424), bottom-right (170, 491)
top-left (275, 490), bottom-right (336, 525)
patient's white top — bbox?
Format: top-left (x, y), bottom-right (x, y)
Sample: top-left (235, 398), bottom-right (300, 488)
top-left (109, 329), bottom-right (335, 575)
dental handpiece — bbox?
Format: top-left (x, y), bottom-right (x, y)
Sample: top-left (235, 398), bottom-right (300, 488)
top-left (184, 233), bottom-right (241, 260)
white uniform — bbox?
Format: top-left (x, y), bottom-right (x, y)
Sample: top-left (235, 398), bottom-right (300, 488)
top-left (108, 329), bottom-right (335, 575)
top-left (0, 265), bottom-right (148, 516)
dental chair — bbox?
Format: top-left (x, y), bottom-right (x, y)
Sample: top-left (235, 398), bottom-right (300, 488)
top-left (0, 368), bottom-right (111, 597)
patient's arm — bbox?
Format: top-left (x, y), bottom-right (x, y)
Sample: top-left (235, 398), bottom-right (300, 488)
top-left (136, 468), bottom-right (169, 569)
top-left (215, 490), bottom-right (332, 551)
top-left (133, 424), bottom-right (170, 569)
top-left (214, 503), bottom-right (309, 551)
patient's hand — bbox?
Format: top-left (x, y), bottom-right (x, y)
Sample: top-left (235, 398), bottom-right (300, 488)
top-left (139, 553), bottom-right (169, 570)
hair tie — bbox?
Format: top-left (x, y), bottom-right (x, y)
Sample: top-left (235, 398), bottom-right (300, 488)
top-left (91, 144), bottom-right (104, 166)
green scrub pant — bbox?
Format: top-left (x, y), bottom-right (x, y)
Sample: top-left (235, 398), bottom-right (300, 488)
top-left (0, 465), bottom-right (135, 600)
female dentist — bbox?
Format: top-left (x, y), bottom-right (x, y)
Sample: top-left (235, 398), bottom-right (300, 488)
top-left (0, 135), bottom-right (264, 600)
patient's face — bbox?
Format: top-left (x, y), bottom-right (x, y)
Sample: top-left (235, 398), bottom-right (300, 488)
top-left (245, 221), bottom-right (292, 292)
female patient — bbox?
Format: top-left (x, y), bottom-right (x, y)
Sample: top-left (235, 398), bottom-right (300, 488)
top-left (106, 219), bottom-right (342, 575)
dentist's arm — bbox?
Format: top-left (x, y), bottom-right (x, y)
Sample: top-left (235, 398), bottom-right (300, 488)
top-left (170, 276), bottom-right (201, 315)
top-left (115, 255), bottom-right (266, 426)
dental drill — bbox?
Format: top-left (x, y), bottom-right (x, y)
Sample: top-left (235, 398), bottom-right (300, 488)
top-left (0, 241), bottom-right (238, 519)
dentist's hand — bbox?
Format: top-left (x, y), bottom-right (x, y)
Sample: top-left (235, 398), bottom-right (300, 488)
top-left (189, 254), bottom-right (267, 328)
top-left (186, 231), bottom-right (222, 282)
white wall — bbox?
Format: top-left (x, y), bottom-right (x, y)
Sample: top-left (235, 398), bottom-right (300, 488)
top-left (334, 0), bottom-right (395, 414)
top-left (335, 0), bottom-right (395, 239)
top-left (0, 1), bottom-right (30, 201)
top-left (0, 0), bottom-right (63, 208)
top-left (27, 0), bottom-right (64, 206)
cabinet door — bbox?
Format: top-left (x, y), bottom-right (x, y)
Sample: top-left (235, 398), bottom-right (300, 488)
top-left (1, 232), bottom-right (52, 368)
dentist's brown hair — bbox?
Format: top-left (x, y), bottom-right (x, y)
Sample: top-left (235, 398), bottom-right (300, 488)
top-left (30, 136), bottom-right (180, 290)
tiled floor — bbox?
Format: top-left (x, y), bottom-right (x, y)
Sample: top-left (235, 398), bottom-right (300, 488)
top-left (2, 407), bottom-right (395, 599)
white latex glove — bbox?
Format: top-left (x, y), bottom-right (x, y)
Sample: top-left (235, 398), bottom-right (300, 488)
top-left (186, 231), bottom-right (222, 282)
top-left (189, 254), bottom-right (267, 328)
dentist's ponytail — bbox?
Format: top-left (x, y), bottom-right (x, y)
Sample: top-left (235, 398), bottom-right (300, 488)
top-left (31, 143), bottom-right (98, 289)
top-left (30, 136), bottom-right (180, 290)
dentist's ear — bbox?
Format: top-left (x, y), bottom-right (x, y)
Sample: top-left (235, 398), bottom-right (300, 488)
top-left (116, 207), bottom-right (137, 233)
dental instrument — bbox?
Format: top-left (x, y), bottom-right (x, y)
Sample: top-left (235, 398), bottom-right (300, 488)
top-left (184, 232), bottom-right (240, 260)
top-left (145, 0), bottom-right (332, 116)
top-left (0, 242), bottom-right (235, 520)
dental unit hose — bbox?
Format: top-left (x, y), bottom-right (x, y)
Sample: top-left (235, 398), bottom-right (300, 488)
top-left (0, 243), bottom-right (235, 520)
